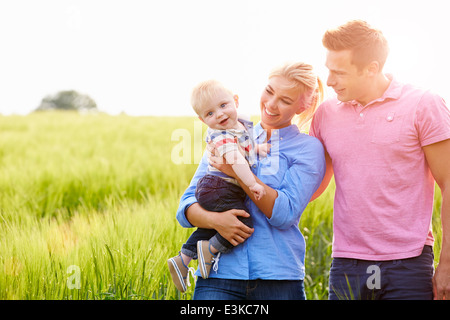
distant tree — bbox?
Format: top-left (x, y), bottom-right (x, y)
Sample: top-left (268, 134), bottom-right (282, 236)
top-left (35, 90), bottom-right (97, 112)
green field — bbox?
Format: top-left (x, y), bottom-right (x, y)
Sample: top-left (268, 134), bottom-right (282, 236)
top-left (0, 112), bottom-right (442, 300)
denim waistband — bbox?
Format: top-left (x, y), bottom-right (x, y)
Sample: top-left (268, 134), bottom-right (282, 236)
top-left (334, 245), bottom-right (433, 265)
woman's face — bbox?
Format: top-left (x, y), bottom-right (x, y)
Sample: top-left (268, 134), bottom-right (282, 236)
top-left (260, 76), bottom-right (305, 131)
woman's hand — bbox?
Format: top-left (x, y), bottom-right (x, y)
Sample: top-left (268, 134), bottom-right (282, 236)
top-left (212, 209), bottom-right (254, 246)
top-left (185, 203), bottom-right (254, 246)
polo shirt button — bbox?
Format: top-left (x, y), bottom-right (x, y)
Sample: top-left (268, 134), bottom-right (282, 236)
top-left (360, 113), bottom-right (364, 117)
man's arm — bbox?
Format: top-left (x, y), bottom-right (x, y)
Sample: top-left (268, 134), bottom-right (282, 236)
top-left (310, 150), bottom-right (333, 201)
top-left (423, 139), bottom-right (450, 300)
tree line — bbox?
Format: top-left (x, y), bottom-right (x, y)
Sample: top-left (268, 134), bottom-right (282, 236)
top-left (35, 90), bottom-right (97, 112)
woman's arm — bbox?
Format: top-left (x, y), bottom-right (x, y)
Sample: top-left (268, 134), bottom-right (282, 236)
top-left (235, 174), bottom-right (277, 219)
top-left (209, 154), bottom-right (278, 219)
top-left (224, 149), bottom-right (266, 200)
top-left (210, 138), bottom-right (326, 227)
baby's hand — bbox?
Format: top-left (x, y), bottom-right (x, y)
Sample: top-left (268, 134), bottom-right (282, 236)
top-left (256, 143), bottom-right (271, 158)
top-left (249, 183), bottom-right (266, 200)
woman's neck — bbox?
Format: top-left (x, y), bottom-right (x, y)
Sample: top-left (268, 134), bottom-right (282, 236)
top-left (260, 122), bottom-right (291, 141)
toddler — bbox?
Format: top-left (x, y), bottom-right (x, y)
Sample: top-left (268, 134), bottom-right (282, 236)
top-left (168, 80), bottom-right (269, 292)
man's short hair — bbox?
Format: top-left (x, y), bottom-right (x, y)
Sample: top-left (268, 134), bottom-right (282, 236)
top-left (322, 20), bottom-right (389, 71)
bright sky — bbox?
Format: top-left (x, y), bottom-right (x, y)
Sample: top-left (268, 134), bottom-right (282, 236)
top-left (1, 0), bottom-right (449, 116)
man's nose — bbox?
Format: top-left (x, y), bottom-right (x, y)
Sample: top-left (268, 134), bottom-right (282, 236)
top-left (327, 73), bottom-right (335, 87)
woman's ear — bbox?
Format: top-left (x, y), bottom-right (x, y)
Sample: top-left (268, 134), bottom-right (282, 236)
top-left (295, 96), bottom-right (307, 115)
top-left (296, 104), bottom-right (307, 115)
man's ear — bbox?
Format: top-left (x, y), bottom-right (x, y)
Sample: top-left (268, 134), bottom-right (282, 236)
top-left (366, 61), bottom-right (380, 77)
top-left (233, 94), bottom-right (239, 109)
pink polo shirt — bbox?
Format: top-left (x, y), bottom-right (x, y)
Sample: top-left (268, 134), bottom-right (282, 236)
top-left (310, 75), bottom-right (450, 260)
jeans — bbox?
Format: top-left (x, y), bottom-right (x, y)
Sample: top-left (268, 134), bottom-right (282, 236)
top-left (181, 175), bottom-right (253, 258)
top-left (329, 245), bottom-right (434, 300)
top-left (194, 278), bottom-right (306, 300)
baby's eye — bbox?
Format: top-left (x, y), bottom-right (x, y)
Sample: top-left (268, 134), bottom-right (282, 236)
top-left (207, 111), bottom-right (213, 116)
top-left (220, 103), bottom-right (227, 108)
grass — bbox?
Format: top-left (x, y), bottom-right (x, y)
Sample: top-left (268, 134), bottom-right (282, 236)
top-left (0, 112), bottom-right (442, 300)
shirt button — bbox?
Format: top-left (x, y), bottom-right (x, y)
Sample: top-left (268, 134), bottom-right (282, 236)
top-left (360, 113), bottom-right (364, 117)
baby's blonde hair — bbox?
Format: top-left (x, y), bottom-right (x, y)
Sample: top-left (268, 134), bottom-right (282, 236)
top-left (269, 62), bottom-right (324, 132)
top-left (190, 80), bottom-right (234, 116)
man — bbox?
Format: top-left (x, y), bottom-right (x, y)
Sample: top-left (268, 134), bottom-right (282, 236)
top-left (310, 20), bottom-right (450, 300)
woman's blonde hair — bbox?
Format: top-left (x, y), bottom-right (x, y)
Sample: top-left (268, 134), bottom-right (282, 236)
top-left (269, 62), bottom-right (324, 132)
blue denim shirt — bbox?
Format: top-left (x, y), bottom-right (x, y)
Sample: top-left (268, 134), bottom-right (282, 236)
top-left (176, 120), bottom-right (326, 280)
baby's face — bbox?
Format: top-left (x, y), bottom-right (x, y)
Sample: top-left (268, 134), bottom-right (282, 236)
top-left (198, 90), bottom-right (239, 130)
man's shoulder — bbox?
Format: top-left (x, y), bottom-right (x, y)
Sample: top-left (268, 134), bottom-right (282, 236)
top-left (321, 97), bottom-right (342, 108)
top-left (322, 96), bottom-right (340, 105)
top-left (394, 82), bottom-right (447, 113)
top-left (315, 97), bottom-right (341, 116)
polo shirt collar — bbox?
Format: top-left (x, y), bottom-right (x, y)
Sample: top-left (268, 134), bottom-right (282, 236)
top-left (338, 74), bottom-right (403, 107)
top-left (379, 74), bottom-right (402, 101)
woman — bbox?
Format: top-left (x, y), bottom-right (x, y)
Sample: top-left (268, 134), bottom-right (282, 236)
top-left (176, 62), bottom-right (326, 300)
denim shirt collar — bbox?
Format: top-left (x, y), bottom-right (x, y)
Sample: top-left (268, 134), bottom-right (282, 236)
top-left (254, 122), bottom-right (300, 143)
top-left (238, 117), bottom-right (254, 130)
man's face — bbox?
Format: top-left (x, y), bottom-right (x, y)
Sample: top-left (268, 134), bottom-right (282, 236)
top-left (325, 49), bottom-right (371, 105)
